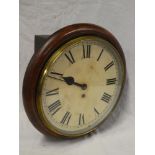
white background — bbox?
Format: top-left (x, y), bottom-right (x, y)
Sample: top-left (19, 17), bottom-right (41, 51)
top-left (19, 0), bottom-right (134, 155)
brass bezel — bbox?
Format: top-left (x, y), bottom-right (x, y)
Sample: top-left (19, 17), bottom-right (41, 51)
top-left (36, 36), bottom-right (126, 138)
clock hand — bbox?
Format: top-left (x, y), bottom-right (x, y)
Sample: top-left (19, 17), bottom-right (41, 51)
top-left (62, 76), bottom-right (74, 85)
top-left (62, 77), bottom-right (87, 90)
top-left (48, 72), bottom-right (87, 90)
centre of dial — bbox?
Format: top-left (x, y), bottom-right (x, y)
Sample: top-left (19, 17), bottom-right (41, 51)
top-left (81, 94), bottom-right (86, 98)
top-left (81, 84), bottom-right (87, 90)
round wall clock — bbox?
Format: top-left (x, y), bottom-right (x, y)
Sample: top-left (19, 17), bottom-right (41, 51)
top-left (22, 23), bottom-right (126, 138)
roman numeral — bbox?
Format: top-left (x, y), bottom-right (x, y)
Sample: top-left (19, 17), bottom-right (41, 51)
top-left (79, 113), bottom-right (85, 125)
top-left (46, 88), bottom-right (59, 96)
top-left (97, 49), bottom-right (104, 61)
top-left (106, 78), bottom-right (117, 85)
top-left (104, 61), bottom-right (114, 71)
top-left (60, 112), bottom-right (71, 125)
top-left (48, 100), bottom-right (61, 115)
top-left (50, 72), bottom-right (63, 76)
top-left (48, 72), bottom-right (64, 82)
top-left (83, 45), bottom-right (91, 58)
top-left (65, 51), bottom-right (75, 64)
top-left (94, 107), bottom-right (100, 115)
top-left (101, 93), bottom-right (111, 103)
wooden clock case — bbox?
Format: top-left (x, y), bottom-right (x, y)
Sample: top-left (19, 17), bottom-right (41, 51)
top-left (22, 23), bottom-right (126, 138)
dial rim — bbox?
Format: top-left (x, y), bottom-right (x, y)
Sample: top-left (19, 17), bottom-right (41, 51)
top-left (36, 36), bottom-right (125, 137)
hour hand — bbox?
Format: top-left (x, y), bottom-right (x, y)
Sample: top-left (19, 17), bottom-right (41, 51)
top-left (63, 76), bottom-right (87, 90)
top-left (49, 72), bottom-right (87, 90)
top-left (62, 77), bottom-right (74, 85)
top-left (49, 72), bottom-right (75, 85)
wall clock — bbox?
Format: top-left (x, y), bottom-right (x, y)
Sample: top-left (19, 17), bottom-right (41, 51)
top-left (22, 23), bottom-right (126, 138)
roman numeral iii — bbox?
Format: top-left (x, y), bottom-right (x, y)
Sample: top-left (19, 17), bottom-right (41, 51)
top-left (65, 51), bottom-right (75, 64)
top-left (60, 112), bottom-right (71, 125)
top-left (101, 93), bottom-right (111, 103)
top-left (106, 78), bottom-right (117, 85)
top-left (83, 45), bottom-right (91, 58)
top-left (46, 88), bottom-right (59, 96)
top-left (48, 100), bottom-right (61, 115)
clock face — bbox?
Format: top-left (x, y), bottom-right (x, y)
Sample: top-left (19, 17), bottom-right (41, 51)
top-left (37, 36), bottom-right (125, 137)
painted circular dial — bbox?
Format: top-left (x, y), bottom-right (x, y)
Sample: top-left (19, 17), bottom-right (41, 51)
top-left (37, 36), bottom-right (125, 137)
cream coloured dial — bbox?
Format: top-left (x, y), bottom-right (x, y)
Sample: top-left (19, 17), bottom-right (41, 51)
top-left (37, 36), bottom-right (124, 137)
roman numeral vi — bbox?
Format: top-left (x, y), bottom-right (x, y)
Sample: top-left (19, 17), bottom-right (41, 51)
top-left (79, 113), bottom-right (85, 125)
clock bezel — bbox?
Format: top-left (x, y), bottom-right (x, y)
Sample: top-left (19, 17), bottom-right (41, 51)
top-left (22, 23), bottom-right (126, 138)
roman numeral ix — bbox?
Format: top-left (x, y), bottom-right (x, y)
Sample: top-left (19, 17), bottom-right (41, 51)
top-left (48, 100), bottom-right (61, 115)
top-left (83, 45), bottom-right (91, 58)
top-left (106, 78), bottom-right (117, 85)
top-left (101, 93), bottom-right (112, 103)
top-left (65, 50), bottom-right (75, 64)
